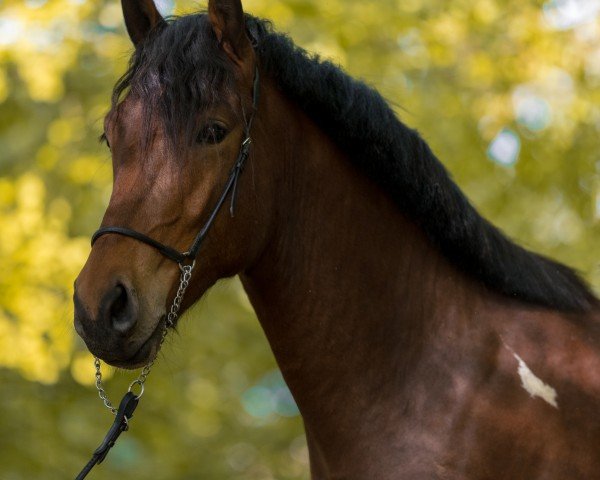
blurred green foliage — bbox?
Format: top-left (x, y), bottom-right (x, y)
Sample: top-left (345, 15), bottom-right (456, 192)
top-left (0, 0), bottom-right (598, 478)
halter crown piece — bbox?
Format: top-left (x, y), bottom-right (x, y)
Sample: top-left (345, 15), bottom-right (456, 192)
top-left (75, 68), bottom-right (259, 480)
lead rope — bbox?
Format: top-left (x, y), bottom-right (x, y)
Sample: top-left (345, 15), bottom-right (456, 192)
top-left (75, 262), bottom-right (194, 480)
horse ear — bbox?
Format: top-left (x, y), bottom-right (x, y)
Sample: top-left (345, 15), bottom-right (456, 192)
top-left (121, 0), bottom-right (165, 46)
top-left (208, 0), bottom-right (253, 65)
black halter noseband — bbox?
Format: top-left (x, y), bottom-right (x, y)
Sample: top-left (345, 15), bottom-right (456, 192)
top-left (91, 69), bottom-right (260, 266)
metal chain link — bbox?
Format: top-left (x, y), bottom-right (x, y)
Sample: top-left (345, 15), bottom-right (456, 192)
top-left (94, 357), bottom-right (117, 414)
top-left (94, 262), bottom-right (195, 414)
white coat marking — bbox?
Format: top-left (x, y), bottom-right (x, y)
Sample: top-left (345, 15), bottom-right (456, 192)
top-left (512, 353), bottom-right (558, 409)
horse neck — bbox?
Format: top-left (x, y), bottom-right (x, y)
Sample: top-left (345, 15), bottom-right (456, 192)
top-left (240, 84), bottom-right (488, 423)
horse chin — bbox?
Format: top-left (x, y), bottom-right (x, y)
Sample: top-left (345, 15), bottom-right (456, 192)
top-left (98, 316), bottom-right (166, 370)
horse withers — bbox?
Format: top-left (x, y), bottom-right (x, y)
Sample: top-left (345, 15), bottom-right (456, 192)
top-left (74, 0), bottom-right (600, 478)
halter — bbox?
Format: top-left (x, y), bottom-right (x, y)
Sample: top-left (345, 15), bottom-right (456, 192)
top-left (91, 68), bottom-right (260, 266)
top-left (75, 68), bottom-right (259, 480)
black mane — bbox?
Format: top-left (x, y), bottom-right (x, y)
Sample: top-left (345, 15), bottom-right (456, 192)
top-left (114, 13), bottom-right (597, 312)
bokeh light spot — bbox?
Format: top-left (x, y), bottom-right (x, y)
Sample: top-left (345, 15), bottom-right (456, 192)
top-left (241, 386), bottom-right (275, 418)
top-left (99, 3), bottom-right (123, 30)
top-left (0, 17), bottom-right (24, 46)
top-left (241, 370), bottom-right (299, 419)
top-left (106, 437), bottom-right (143, 469)
top-left (156, 0), bottom-right (175, 16)
top-left (512, 86), bottom-right (552, 131)
top-left (543, 0), bottom-right (600, 30)
top-left (487, 128), bottom-right (521, 166)
top-left (226, 442), bottom-right (258, 472)
top-left (25, 0), bottom-right (48, 9)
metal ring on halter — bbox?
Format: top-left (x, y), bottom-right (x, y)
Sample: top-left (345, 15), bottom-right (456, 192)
top-left (128, 379), bottom-right (145, 399)
top-left (179, 259), bottom-right (196, 272)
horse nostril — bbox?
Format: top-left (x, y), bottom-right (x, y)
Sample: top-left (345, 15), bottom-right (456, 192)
top-left (108, 283), bottom-right (137, 334)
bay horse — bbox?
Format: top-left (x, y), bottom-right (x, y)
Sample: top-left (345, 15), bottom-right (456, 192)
top-left (74, 0), bottom-right (600, 478)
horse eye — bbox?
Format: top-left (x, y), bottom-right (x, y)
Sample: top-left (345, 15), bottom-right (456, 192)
top-left (99, 132), bottom-right (111, 149)
top-left (197, 123), bottom-right (228, 145)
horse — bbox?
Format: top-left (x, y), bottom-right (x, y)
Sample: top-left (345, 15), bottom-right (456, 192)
top-left (73, 0), bottom-right (600, 478)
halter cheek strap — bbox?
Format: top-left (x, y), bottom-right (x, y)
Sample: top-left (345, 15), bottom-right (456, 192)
top-left (91, 68), bottom-right (259, 266)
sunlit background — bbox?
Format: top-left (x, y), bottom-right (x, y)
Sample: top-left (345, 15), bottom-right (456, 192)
top-left (0, 0), bottom-right (599, 478)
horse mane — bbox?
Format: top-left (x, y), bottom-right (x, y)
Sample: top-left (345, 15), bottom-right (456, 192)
top-left (113, 12), bottom-right (598, 312)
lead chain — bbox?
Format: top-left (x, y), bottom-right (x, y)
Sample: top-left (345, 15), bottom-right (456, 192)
top-left (94, 262), bottom-right (195, 414)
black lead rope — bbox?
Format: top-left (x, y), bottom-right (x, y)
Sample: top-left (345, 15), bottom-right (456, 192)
top-left (76, 393), bottom-right (139, 480)
top-left (76, 68), bottom-right (259, 479)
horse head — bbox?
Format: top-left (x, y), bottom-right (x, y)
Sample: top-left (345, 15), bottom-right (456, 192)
top-left (74, 0), bottom-right (272, 369)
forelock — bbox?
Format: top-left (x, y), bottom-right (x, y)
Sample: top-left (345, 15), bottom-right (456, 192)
top-left (110, 13), bottom-right (237, 151)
